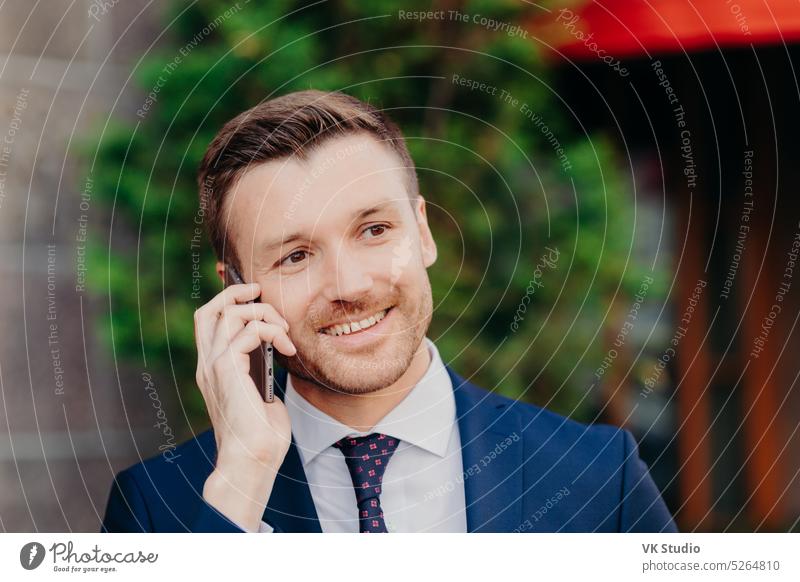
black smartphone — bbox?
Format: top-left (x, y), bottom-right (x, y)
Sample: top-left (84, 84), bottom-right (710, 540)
top-left (223, 264), bottom-right (274, 403)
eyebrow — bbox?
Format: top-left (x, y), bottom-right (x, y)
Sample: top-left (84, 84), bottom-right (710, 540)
top-left (260, 199), bottom-right (401, 255)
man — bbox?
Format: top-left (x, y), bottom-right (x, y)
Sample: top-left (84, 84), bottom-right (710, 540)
top-left (102, 90), bottom-right (677, 533)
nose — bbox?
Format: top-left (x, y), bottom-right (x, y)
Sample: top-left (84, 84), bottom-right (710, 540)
top-left (320, 245), bottom-right (374, 303)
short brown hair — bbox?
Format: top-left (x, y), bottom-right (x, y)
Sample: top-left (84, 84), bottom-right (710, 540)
top-left (197, 89), bottom-right (419, 271)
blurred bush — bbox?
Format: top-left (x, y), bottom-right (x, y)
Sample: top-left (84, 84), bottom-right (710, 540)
top-left (83, 0), bottom-right (662, 426)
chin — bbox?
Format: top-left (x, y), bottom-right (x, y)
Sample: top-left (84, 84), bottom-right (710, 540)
top-left (316, 366), bottom-right (408, 395)
top-left (277, 330), bottom-right (422, 395)
top-left (284, 344), bottom-right (414, 395)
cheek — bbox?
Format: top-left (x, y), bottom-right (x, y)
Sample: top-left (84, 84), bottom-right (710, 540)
top-left (379, 238), bottom-right (423, 281)
top-left (263, 286), bottom-right (312, 329)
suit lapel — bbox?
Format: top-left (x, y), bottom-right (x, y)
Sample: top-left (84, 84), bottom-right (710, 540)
top-left (261, 366), bottom-right (322, 533)
top-left (447, 365), bottom-right (524, 532)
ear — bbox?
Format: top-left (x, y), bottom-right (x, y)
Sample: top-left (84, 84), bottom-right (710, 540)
top-left (414, 195), bottom-right (437, 268)
top-left (215, 261), bottom-right (227, 285)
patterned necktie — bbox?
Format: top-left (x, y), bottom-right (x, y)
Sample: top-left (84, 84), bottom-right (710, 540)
top-left (333, 433), bottom-right (400, 533)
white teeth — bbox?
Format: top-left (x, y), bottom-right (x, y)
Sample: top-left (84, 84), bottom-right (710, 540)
top-left (322, 309), bottom-right (388, 336)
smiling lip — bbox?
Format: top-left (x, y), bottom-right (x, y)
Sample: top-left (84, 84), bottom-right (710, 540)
top-left (318, 306), bottom-right (393, 336)
top-left (317, 307), bottom-right (395, 348)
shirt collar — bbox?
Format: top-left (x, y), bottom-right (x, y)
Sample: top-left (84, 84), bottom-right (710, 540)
top-left (284, 337), bottom-right (455, 466)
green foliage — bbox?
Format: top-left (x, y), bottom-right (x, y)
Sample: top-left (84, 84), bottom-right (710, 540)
top-left (83, 0), bottom-right (662, 424)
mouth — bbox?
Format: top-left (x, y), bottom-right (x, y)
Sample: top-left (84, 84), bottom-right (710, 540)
top-left (318, 306), bottom-right (394, 337)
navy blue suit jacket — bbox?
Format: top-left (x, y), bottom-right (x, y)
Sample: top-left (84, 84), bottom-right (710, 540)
top-left (102, 365), bottom-right (677, 532)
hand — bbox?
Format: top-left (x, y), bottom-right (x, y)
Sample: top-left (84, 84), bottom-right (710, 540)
top-left (193, 282), bottom-right (296, 531)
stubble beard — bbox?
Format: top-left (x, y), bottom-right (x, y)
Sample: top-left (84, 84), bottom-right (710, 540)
top-left (275, 279), bottom-right (433, 396)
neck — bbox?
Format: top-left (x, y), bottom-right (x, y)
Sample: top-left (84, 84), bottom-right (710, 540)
top-left (290, 341), bottom-right (432, 432)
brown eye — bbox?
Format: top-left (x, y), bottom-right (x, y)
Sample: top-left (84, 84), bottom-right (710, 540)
top-left (363, 224), bottom-right (389, 238)
top-left (282, 250), bottom-right (308, 265)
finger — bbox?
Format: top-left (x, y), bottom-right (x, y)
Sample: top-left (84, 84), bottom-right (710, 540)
top-left (196, 282), bottom-right (261, 324)
top-left (194, 283), bottom-right (260, 355)
top-left (214, 302), bottom-right (289, 335)
top-left (210, 303), bottom-right (290, 357)
top-left (226, 320), bottom-right (297, 360)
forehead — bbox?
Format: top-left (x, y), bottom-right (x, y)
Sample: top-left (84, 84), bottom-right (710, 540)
top-left (227, 133), bottom-right (410, 234)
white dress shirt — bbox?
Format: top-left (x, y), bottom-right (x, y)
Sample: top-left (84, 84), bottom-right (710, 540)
top-left (254, 337), bottom-right (467, 533)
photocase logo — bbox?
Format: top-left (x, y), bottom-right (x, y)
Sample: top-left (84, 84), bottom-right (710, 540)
top-left (19, 542), bottom-right (46, 570)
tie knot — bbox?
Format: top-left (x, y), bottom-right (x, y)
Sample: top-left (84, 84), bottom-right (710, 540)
top-left (333, 433), bottom-right (400, 506)
top-left (333, 432), bottom-right (399, 457)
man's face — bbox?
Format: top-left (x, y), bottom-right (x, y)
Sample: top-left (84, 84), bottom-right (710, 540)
top-left (217, 133), bottom-right (437, 395)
